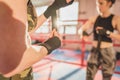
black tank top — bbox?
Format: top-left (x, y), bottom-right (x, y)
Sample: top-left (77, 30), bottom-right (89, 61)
top-left (93, 14), bottom-right (114, 42)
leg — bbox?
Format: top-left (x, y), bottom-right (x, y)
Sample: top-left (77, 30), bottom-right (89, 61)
top-left (0, 74), bottom-right (10, 80)
top-left (101, 47), bottom-right (116, 80)
top-left (0, 67), bottom-right (33, 80)
top-left (86, 48), bottom-right (101, 80)
top-left (11, 68), bottom-right (33, 80)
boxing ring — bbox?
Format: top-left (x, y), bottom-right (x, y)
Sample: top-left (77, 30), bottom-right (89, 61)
top-left (30, 19), bottom-right (120, 76)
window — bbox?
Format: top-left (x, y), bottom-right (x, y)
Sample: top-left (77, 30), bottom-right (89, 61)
top-left (59, 2), bottom-right (79, 34)
top-left (35, 2), bottom-right (79, 34)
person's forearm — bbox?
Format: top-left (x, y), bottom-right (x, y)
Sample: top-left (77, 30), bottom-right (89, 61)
top-left (30, 0), bottom-right (74, 33)
top-left (37, 14), bottom-right (47, 28)
top-left (110, 33), bottom-right (120, 41)
top-left (3, 34), bottom-right (61, 77)
top-left (29, 14), bottom-right (47, 33)
top-left (3, 45), bottom-right (48, 77)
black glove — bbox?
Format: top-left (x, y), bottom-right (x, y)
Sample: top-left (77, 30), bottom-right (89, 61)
top-left (97, 28), bottom-right (111, 36)
top-left (83, 31), bottom-right (89, 36)
top-left (52, 0), bottom-right (74, 9)
top-left (44, 0), bottom-right (74, 18)
top-left (38, 36), bottom-right (61, 54)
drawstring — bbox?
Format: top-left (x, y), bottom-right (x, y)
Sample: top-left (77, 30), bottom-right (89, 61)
top-left (96, 34), bottom-right (102, 53)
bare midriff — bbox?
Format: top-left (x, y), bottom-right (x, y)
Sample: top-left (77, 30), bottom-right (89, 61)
top-left (92, 40), bottom-right (113, 48)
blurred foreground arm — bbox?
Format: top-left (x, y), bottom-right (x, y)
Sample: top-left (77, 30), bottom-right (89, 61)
top-left (0, 0), bottom-right (61, 77)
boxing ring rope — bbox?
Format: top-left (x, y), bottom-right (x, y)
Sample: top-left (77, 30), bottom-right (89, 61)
top-left (30, 19), bottom-right (120, 74)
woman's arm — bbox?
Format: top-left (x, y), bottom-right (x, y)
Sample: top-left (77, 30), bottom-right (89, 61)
top-left (30, 0), bottom-right (74, 33)
top-left (78, 16), bottom-right (97, 37)
top-left (110, 16), bottom-right (120, 41)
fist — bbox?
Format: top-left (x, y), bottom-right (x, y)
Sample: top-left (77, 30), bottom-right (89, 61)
top-left (96, 27), bottom-right (111, 36)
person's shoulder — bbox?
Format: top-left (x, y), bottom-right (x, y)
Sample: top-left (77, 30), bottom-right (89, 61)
top-left (113, 15), bottom-right (120, 26)
top-left (112, 15), bottom-right (120, 29)
top-left (113, 15), bottom-right (120, 21)
top-left (89, 15), bottom-right (98, 24)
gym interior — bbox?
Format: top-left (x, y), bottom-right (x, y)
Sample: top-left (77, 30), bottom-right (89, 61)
top-left (30, 0), bottom-right (120, 80)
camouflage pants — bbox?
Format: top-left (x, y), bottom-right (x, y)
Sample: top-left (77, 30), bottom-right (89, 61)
top-left (86, 47), bottom-right (116, 80)
top-left (0, 68), bottom-right (33, 80)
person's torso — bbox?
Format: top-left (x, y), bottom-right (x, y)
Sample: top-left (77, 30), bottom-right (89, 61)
top-left (93, 14), bottom-right (115, 48)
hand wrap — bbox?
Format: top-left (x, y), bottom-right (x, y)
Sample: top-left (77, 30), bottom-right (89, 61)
top-left (83, 31), bottom-right (89, 36)
top-left (38, 36), bottom-right (61, 54)
top-left (44, 0), bottom-right (74, 18)
top-left (97, 29), bottom-right (111, 36)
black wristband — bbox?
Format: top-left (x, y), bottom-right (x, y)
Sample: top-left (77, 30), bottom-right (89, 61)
top-left (38, 36), bottom-right (61, 54)
top-left (97, 29), bottom-right (111, 36)
top-left (52, 0), bottom-right (74, 10)
top-left (97, 29), bottom-right (106, 36)
top-left (44, 0), bottom-right (74, 18)
top-left (44, 5), bottom-right (55, 18)
top-left (83, 31), bottom-right (89, 36)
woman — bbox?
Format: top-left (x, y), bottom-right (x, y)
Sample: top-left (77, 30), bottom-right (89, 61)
top-left (78, 0), bottom-right (120, 80)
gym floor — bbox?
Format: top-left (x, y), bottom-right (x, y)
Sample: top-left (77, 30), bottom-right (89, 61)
top-left (32, 49), bottom-right (120, 80)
